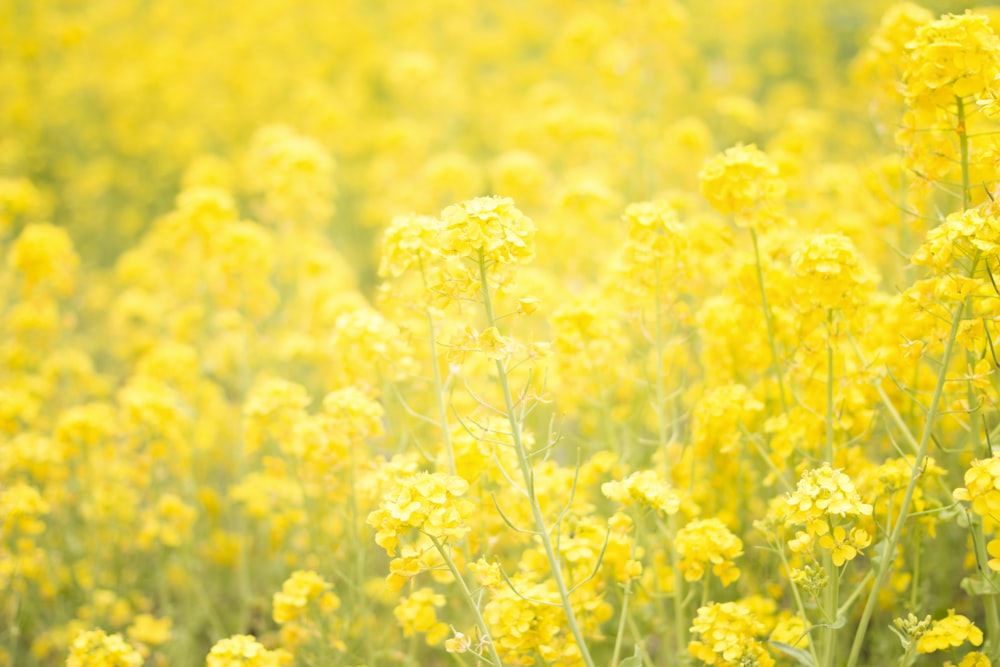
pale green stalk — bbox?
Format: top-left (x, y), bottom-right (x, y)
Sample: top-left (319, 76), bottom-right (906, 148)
top-left (957, 94), bottom-right (1000, 650)
top-left (846, 283), bottom-right (973, 667)
top-left (775, 545), bottom-right (822, 667)
top-left (477, 252), bottom-right (597, 667)
top-left (751, 227), bottom-right (789, 412)
top-left (611, 580), bottom-right (633, 666)
top-left (653, 261), bottom-right (688, 658)
top-left (957, 96), bottom-right (971, 212)
top-left (820, 554), bottom-right (839, 666)
top-left (430, 536), bottom-right (503, 666)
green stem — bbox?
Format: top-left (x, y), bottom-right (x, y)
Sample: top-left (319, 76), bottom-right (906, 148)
top-left (826, 310), bottom-right (835, 464)
top-left (431, 536), bottom-right (503, 666)
top-left (477, 252), bottom-right (597, 667)
top-left (846, 273), bottom-right (976, 667)
top-left (611, 581), bottom-right (632, 666)
top-left (652, 260), bottom-right (688, 657)
top-left (776, 545), bottom-right (822, 667)
top-left (347, 439), bottom-right (375, 667)
top-left (426, 310), bottom-right (456, 476)
top-left (821, 552), bottom-right (840, 666)
top-left (957, 95), bottom-right (971, 211)
top-left (973, 515), bottom-right (1000, 655)
top-left (751, 227), bottom-right (789, 412)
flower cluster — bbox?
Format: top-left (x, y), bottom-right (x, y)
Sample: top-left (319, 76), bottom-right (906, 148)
top-left (439, 196), bottom-right (536, 267)
top-left (272, 570), bottom-right (339, 625)
top-left (916, 610), bottom-right (984, 654)
top-left (205, 635), bottom-right (290, 667)
top-left (954, 457), bottom-right (1000, 520)
top-left (782, 464), bottom-right (873, 565)
top-left (902, 12), bottom-right (1000, 108)
top-left (65, 630), bottom-right (143, 667)
top-left (674, 518), bottom-right (744, 585)
top-left (791, 233), bottom-right (876, 314)
top-left (367, 473), bottom-right (474, 555)
top-left (688, 601), bottom-right (775, 667)
top-left (698, 144), bottom-right (786, 227)
top-left (602, 470), bottom-right (681, 515)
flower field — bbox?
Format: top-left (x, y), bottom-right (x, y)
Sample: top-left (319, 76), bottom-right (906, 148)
top-left (6, 0), bottom-right (1000, 665)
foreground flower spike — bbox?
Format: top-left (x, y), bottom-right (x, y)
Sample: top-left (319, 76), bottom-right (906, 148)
top-left (439, 195), bottom-right (536, 266)
top-left (902, 12), bottom-right (1000, 109)
top-left (916, 610), bottom-right (984, 654)
top-left (698, 144), bottom-right (786, 228)
top-left (675, 518), bottom-right (744, 585)
top-left (367, 472), bottom-right (473, 557)
top-left (205, 635), bottom-right (290, 667)
top-left (688, 601), bottom-right (775, 667)
top-left (790, 232), bottom-right (877, 314)
top-left (66, 630), bottom-right (143, 667)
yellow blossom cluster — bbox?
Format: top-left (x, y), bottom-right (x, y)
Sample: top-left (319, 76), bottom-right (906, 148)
top-left (688, 601), bottom-right (775, 667)
top-left (917, 610), bottom-right (985, 654)
top-left (367, 473), bottom-right (474, 555)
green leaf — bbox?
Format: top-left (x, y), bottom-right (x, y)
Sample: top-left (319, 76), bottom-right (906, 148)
top-left (769, 641), bottom-right (816, 667)
top-left (869, 539), bottom-right (891, 569)
top-left (619, 646), bottom-right (643, 667)
top-left (961, 574), bottom-right (998, 596)
top-left (888, 624), bottom-right (909, 650)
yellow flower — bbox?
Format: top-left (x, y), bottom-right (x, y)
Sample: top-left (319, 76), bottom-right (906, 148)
top-left (699, 144), bottom-right (786, 227)
top-left (439, 196), bottom-right (535, 266)
top-left (126, 615), bottom-right (172, 647)
top-left (917, 610), bottom-right (984, 654)
top-left (7, 222), bottom-right (79, 296)
top-left (947, 652), bottom-right (992, 667)
top-left (602, 470), bottom-right (681, 515)
top-left (394, 588), bottom-right (449, 646)
top-left (66, 629), bottom-right (143, 667)
top-left (954, 457), bottom-right (1000, 519)
top-left (790, 232), bottom-right (876, 313)
top-left (817, 525), bottom-right (871, 566)
top-left (367, 472), bottom-right (473, 556)
top-left (903, 12), bottom-right (1000, 107)
top-left (205, 634), bottom-right (290, 667)
top-left (675, 518), bottom-right (744, 585)
top-left (272, 570), bottom-right (337, 625)
top-left (688, 601), bottom-right (775, 667)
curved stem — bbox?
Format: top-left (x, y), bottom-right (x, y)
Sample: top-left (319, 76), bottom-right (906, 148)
top-left (751, 228), bottom-right (789, 412)
top-left (846, 268), bottom-right (975, 667)
top-left (957, 95), bottom-right (971, 211)
top-left (477, 253), bottom-right (597, 667)
top-left (430, 536), bottom-right (502, 666)
top-left (826, 309), bottom-right (835, 464)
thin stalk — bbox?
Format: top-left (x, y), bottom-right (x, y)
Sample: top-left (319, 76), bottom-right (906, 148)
top-left (826, 310), bottom-right (835, 464)
top-left (846, 276), bottom-right (975, 667)
top-left (973, 515), bottom-right (1000, 656)
top-left (430, 536), bottom-right (503, 666)
top-left (958, 95), bottom-right (1000, 647)
top-left (822, 313), bottom-right (839, 665)
top-left (751, 227), bottom-right (789, 412)
top-left (426, 309), bottom-right (457, 475)
top-left (611, 581), bottom-right (632, 666)
top-left (653, 260), bottom-right (688, 656)
top-left (821, 553), bottom-right (840, 666)
top-left (957, 96), bottom-right (971, 211)
top-left (425, 307), bottom-right (471, 568)
top-left (626, 612), bottom-right (657, 667)
top-left (477, 253), bottom-right (597, 667)
top-left (347, 440), bottom-right (375, 666)
top-left (775, 545), bottom-right (822, 667)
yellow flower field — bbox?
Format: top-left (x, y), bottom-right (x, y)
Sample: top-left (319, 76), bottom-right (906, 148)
top-left (4, 0), bottom-right (1000, 665)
